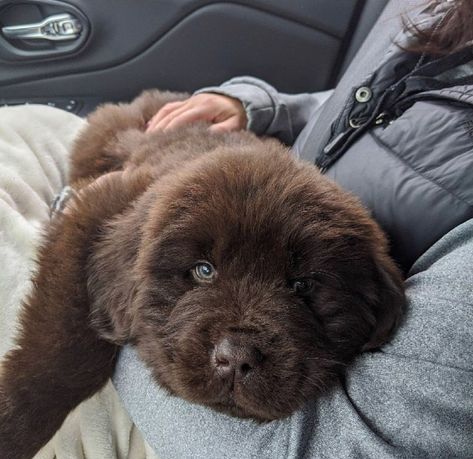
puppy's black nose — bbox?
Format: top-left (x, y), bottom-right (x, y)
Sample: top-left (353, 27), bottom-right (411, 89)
top-left (213, 336), bottom-right (264, 380)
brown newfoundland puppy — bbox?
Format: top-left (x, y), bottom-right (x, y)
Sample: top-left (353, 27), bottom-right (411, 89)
top-left (0, 91), bottom-right (404, 458)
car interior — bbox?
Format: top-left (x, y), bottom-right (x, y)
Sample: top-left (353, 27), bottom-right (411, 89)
top-left (0, 0), bottom-right (388, 116)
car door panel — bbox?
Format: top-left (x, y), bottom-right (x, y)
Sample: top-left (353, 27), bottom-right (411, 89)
top-left (0, 0), bottom-right (367, 111)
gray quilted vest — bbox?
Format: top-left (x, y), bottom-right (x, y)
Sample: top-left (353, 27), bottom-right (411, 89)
top-left (296, 2), bottom-right (473, 271)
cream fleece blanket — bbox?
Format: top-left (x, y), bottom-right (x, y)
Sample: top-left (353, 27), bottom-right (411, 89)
top-left (0, 105), bottom-right (158, 459)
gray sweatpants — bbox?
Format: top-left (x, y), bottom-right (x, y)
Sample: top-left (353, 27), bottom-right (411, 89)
top-left (114, 218), bottom-right (473, 458)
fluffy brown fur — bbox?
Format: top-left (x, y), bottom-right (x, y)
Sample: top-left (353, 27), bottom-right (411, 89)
top-left (0, 90), bottom-right (405, 458)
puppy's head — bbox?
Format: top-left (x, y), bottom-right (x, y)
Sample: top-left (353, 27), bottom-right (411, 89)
top-left (89, 144), bottom-right (404, 420)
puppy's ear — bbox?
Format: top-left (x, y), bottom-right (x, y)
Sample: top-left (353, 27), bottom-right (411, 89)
top-left (362, 256), bottom-right (405, 351)
top-left (85, 173), bottom-right (154, 345)
top-left (87, 209), bottom-right (144, 345)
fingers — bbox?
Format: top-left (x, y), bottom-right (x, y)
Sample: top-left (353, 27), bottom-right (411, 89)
top-left (209, 116), bottom-right (244, 133)
top-left (164, 108), bottom-right (210, 131)
top-left (146, 100), bottom-right (186, 132)
top-left (152, 105), bottom-right (210, 132)
top-left (147, 98), bottom-right (211, 132)
top-left (146, 93), bottom-right (247, 134)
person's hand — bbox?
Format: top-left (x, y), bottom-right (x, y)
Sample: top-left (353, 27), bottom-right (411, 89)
top-left (146, 93), bottom-right (247, 134)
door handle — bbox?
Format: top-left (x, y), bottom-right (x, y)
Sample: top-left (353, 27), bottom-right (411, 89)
top-left (2, 13), bottom-right (82, 42)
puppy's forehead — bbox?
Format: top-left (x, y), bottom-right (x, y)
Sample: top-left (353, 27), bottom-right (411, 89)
top-left (154, 149), bottom-right (370, 267)
top-left (167, 153), bottom-right (312, 235)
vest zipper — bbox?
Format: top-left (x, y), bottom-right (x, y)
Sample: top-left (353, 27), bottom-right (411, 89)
top-left (316, 126), bottom-right (355, 173)
top-left (316, 112), bottom-right (388, 173)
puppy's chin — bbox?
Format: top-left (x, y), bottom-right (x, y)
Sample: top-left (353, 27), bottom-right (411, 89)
top-left (208, 400), bottom-right (283, 422)
top-left (172, 376), bottom-right (302, 422)
top-left (148, 360), bottom-right (299, 421)
top-left (205, 384), bottom-right (300, 422)
top-left (193, 375), bottom-right (288, 421)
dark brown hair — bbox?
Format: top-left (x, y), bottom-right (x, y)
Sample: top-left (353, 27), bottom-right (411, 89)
top-left (407, 0), bottom-right (473, 55)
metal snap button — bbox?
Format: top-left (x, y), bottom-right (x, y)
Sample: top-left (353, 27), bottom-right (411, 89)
top-left (348, 116), bottom-right (369, 128)
top-left (349, 118), bottom-right (362, 128)
top-left (355, 86), bottom-right (372, 103)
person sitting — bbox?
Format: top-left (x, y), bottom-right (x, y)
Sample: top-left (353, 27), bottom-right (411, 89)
top-left (114, 0), bottom-right (473, 457)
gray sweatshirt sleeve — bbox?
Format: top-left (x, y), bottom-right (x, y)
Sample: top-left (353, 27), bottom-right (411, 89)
top-left (113, 219), bottom-right (473, 459)
top-left (195, 76), bottom-right (333, 145)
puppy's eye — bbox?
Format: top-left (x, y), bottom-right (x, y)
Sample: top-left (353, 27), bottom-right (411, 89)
top-left (290, 278), bottom-right (315, 296)
top-left (192, 262), bottom-right (216, 283)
